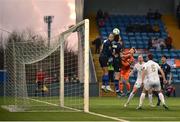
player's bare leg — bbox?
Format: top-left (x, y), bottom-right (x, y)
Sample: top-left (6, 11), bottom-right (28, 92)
top-left (148, 89), bottom-right (155, 107)
top-left (158, 91), bottom-right (169, 110)
top-left (124, 86), bottom-right (138, 107)
top-left (136, 88), bottom-right (147, 109)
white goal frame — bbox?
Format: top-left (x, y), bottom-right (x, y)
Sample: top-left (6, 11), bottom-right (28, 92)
top-left (3, 19), bottom-right (89, 112)
top-left (60, 19), bottom-right (89, 112)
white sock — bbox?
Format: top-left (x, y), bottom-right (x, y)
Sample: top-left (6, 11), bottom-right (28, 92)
top-left (106, 85), bottom-right (111, 89)
top-left (101, 85), bottom-right (105, 89)
top-left (158, 92), bottom-right (165, 105)
top-left (139, 93), bottom-right (146, 106)
top-left (148, 94), bottom-right (153, 105)
top-left (127, 92), bottom-right (135, 104)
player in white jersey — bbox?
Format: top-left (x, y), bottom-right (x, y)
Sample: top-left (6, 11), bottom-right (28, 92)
top-left (136, 53), bottom-right (168, 110)
top-left (124, 55), bottom-right (153, 107)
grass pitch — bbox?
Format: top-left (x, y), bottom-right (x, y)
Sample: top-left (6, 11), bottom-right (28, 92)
top-left (0, 96), bottom-right (180, 121)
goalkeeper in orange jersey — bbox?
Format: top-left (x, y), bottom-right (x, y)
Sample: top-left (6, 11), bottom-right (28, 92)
top-left (119, 48), bottom-right (136, 96)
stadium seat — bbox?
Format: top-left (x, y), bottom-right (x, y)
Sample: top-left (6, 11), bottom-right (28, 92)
top-left (98, 14), bottom-right (169, 50)
top-left (122, 36), bottom-right (128, 40)
top-left (177, 69), bottom-right (180, 74)
top-left (124, 44), bottom-right (131, 48)
top-left (173, 74), bottom-right (179, 80)
top-left (174, 79), bottom-right (180, 83)
top-left (171, 68), bottom-right (177, 74)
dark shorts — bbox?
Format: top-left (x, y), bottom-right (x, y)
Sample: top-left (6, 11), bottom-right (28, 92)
top-left (113, 56), bottom-right (121, 72)
top-left (99, 54), bottom-right (108, 68)
top-left (37, 81), bottom-right (44, 90)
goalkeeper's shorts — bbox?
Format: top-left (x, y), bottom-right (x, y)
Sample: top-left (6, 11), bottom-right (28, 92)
top-left (120, 70), bottom-right (130, 81)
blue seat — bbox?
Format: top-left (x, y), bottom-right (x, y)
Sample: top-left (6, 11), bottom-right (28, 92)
top-left (170, 53), bottom-right (177, 58)
top-left (141, 33), bottom-right (147, 36)
top-left (148, 33), bottom-right (154, 37)
top-left (142, 36), bottom-right (149, 40)
top-left (143, 41), bottom-right (149, 45)
top-left (162, 49), bottom-right (169, 53)
top-left (106, 27), bottom-right (112, 32)
top-left (100, 31), bottom-right (107, 35)
top-left (121, 32), bottom-right (127, 36)
top-left (99, 28), bottom-right (106, 32)
top-left (129, 37), bottom-right (136, 40)
top-left (130, 40), bottom-right (136, 44)
top-left (128, 32), bottom-right (134, 36)
top-left (102, 36), bottom-right (107, 40)
top-left (149, 48), bottom-right (155, 52)
top-left (124, 44), bottom-right (131, 48)
top-left (135, 32), bottom-right (140, 36)
top-left (154, 33), bottom-right (160, 37)
top-left (122, 36), bottom-right (128, 40)
top-left (163, 53), bottom-right (170, 58)
top-left (173, 74), bottom-right (178, 80)
top-left (124, 41), bottom-right (130, 45)
top-left (101, 33), bottom-right (107, 37)
top-left (174, 80), bottom-right (180, 83)
top-left (131, 44), bottom-right (137, 48)
top-left (137, 44), bottom-right (144, 49)
top-left (137, 41), bottom-right (143, 45)
top-left (177, 69), bottom-right (180, 74)
top-left (153, 58), bottom-right (159, 63)
top-left (157, 53), bottom-right (162, 58)
top-left (171, 68), bottom-right (177, 74)
top-left (144, 45), bottom-right (148, 49)
top-left (136, 36), bottom-right (142, 40)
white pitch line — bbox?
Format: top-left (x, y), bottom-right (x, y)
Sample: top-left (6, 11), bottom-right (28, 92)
top-left (120, 117), bottom-right (180, 119)
top-left (27, 98), bottom-right (59, 106)
top-left (27, 98), bottom-right (128, 121)
top-left (87, 112), bottom-right (129, 122)
top-left (27, 98), bottom-right (82, 112)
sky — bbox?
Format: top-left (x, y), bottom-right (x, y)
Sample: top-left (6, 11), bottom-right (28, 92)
top-left (0, 0), bottom-right (76, 37)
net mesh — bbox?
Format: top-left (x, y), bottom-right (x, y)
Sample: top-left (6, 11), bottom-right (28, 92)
top-left (3, 20), bottom-right (89, 112)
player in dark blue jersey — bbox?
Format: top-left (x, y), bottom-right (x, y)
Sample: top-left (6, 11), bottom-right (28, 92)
top-left (99, 33), bottom-right (114, 92)
top-left (111, 32), bottom-right (124, 96)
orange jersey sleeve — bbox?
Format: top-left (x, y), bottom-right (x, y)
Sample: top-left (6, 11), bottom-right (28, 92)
top-left (121, 50), bottom-right (134, 70)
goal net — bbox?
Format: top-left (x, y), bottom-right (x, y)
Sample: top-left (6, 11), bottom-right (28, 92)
top-left (3, 19), bottom-right (89, 112)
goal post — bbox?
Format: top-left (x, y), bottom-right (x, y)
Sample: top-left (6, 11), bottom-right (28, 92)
top-left (3, 19), bottom-right (90, 112)
top-left (84, 19), bottom-right (89, 112)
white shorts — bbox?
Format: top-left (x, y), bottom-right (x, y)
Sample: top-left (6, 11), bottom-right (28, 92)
top-left (134, 81), bottom-right (142, 89)
top-left (144, 81), bottom-right (161, 91)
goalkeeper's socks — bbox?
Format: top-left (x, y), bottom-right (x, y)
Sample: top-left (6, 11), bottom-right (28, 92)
top-left (114, 79), bottom-right (119, 93)
top-left (139, 92), bottom-right (146, 107)
top-left (102, 74), bottom-right (109, 86)
top-left (126, 82), bottom-right (131, 91)
top-left (119, 82), bottom-right (124, 92)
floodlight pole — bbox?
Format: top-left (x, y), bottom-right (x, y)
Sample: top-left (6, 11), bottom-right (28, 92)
top-left (44, 16), bottom-right (54, 47)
